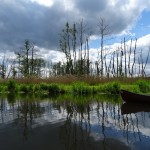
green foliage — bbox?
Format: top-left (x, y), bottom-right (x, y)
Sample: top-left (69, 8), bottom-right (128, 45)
top-left (121, 84), bottom-right (140, 93)
top-left (19, 84), bottom-right (29, 93)
top-left (136, 80), bottom-right (150, 93)
top-left (48, 83), bottom-right (60, 94)
top-left (104, 81), bottom-right (121, 94)
top-left (28, 84), bottom-right (34, 93)
top-left (7, 80), bottom-right (17, 93)
top-left (40, 83), bottom-right (49, 91)
top-left (72, 82), bottom-right (92, 95)
top-left (1, 78), bottom-right (150, 96)
top-left (0, 85), bottom-right (4, 92)
top-left (34, 84), bottom-right (40, 93)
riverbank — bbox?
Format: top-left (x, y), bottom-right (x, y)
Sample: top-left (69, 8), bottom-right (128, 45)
top-left (0, 76), bottom-right (149, 95)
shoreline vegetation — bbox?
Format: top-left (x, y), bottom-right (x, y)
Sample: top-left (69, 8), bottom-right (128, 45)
top-left (0, 76), bottom-right (149, 95)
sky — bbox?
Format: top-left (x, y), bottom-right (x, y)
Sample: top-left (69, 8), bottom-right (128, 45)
top-left (0, 0), bottom-right (150, 64)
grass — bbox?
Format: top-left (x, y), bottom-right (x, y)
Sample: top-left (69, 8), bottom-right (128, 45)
top-left (136, 80), bottom-right (150, 93)
top-left (72, 82), bottom-right (92, 95)
top-left (0, 76), bottom-right (149, 95)
top-left (0, 75), bottom-right (147, 85)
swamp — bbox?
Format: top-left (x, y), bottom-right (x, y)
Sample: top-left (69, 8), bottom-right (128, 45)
top-left (0, 78), bottom-right (150, 150)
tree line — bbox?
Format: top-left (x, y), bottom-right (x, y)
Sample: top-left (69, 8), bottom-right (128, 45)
top-left (0, 19), bottom-right (149, 78)
top-left (56, 19), bottom-right (150, 78)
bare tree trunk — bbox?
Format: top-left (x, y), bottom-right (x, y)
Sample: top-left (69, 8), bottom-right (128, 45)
top-left (24, 40), bottom-right (30, 77)
top-left (98, 18), bottom-right (112, 77)
top-left (31, 45), bottom-right (35, 76)
top-left (131, 38), bottom-right (137, 77)
top-left (86, 38), bottom-right (90, 75)
top-left (116, 50), bottom-right (119, 78)
top-left (119, 42), bottom-right (123, 77)
top-left (104, 54), bottom-right (108, 77)
top-left (124, 37), bottom-right (127, 77)
top-left (128, 39), bottom-right (132, 77)
top-left (138, 57), bottom-right (141, 77)
top-left (112, 52), bottom-right (116, 77)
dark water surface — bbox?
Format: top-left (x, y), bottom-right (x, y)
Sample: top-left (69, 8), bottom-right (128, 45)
top-left (0, 94), bottom-right (150, 150)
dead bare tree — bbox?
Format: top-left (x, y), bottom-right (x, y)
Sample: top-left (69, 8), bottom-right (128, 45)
top-left (131, 38), bottom-right (137, 77)
top-left (128, 39), bottom-right (133, 76)
top-left (97, 17), bottom-right (112, 77)
top-left (123, 38), bottom-right (127, 77)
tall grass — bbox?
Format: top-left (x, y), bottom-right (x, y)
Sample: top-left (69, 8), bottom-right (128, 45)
top-left (72, 82), bottom-right (92, 95)
top-left (2, 76), bottom-right (148, 85)
top-left (19, 84), bottom-right (29, 93)
top-left (48, 83), bottom-right (60, 94)
top-left (136, 80), bottom-right (150, 93)
top-left (103, 81), bottom-right (121, 94)
top-left (7, 80), bottom-right (17, 93)
top-left (0, 77), bottom-right (149, 95)
top-left (40, 83), bottom-right (49, 91)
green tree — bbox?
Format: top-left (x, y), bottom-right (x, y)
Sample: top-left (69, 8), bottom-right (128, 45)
top-left (15, 40), bottom-right (45, 78)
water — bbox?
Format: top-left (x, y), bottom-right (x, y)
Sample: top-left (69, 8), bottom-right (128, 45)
top-left (0, 94), bottom-right (150, 150)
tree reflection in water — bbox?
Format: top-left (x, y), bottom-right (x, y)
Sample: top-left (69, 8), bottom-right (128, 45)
top-left (19, 99), bottom-right (43, 139)
top-left (0, 94), bottom-right (150, 150)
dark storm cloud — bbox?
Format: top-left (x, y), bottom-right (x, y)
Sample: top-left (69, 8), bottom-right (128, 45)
top-left (74, 0), bottom-right (107, 13)
top-left (0, 0), bottom-right (150, 52)
top-left (0, 0), bottom-right (68, 51)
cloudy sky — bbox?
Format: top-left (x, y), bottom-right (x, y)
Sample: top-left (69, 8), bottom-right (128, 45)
top-left (0, 0), bottom-right (150, 62)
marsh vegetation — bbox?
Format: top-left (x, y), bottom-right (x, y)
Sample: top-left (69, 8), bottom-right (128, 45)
top-left (0, 77), bottom-right (149, 95)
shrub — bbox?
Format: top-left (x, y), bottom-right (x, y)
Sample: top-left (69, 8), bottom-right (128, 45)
top-left (34, 84), bottom-right (40, 93)
top-left (137, 80), bottom-right (150, 93)
top-left (104, 81), bottom-right (121, 94)
top-left (19, 84), bottom-right (29, 93)
top-left (48, 83), bottom-right (60, 94)
top-left (40, 83), bottom-right (49, 91)
top-left (28, 84), bottom-right (34, 93)
top-left (7, 80), bottom-right (17, 93)
top-left (72, 82), bottom-right (91, 95)
top-left (0, 85), bottom-right (5, 92)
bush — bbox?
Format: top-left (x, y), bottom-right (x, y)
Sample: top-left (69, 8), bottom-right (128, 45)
top-left (72, 82), bottom-right (92, 95)
top-left (34, 84), bottom-right (40, 93)
top-left (7, 80), bottom-right (17, 93)
top-left (48, 83), bottom-right (60, 94)
top-left (40, 83), bottom-right (49, 91)
top-left (104, 81), bottom-right (121, 94)
top-left (28, 84), bottom-right (34, 93)
top-left (19, 84), bottom-right (29, 93)
top-left (0, 85), bottom-right (5, 93)
top-left (137, 80), bottom-right (150, 93)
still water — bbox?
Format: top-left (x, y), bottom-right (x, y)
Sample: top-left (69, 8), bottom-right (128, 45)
top-left (0, 94), bottom-right (150, 150)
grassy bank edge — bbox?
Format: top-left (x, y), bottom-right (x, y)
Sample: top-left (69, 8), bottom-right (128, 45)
top-left (0, 77), bottom-right (149, 95)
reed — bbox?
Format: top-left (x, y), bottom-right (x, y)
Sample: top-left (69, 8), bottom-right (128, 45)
top-left (1, 76), bottom-right (148, 85)
top-left (0, 77), bottom-right (149, 95)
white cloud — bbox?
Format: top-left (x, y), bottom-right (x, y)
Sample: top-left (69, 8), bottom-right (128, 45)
top-left (137, 34), bottom-right (150, 47)
top-left (30, 0), bottom-right (54, 7)
top-left (0, 0), bottom-right (150, 52)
